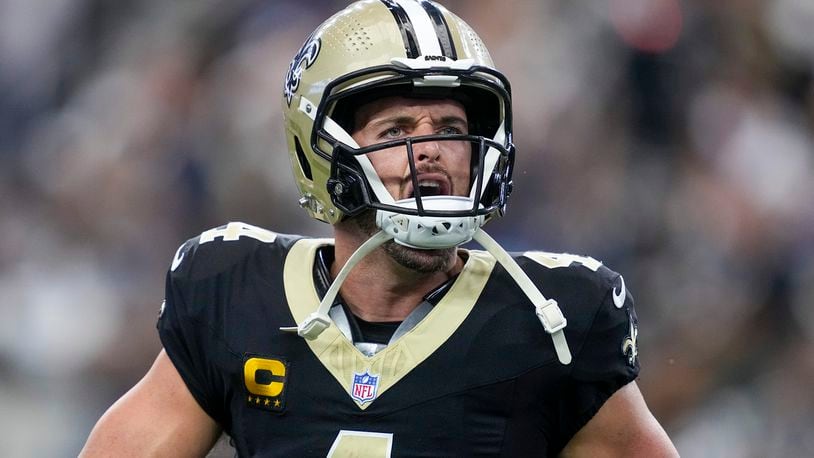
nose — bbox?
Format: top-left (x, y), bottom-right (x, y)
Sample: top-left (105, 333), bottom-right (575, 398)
top-left (413, 125), bottom-right (442, 162)
top-left (414, 141), bottom-right (442, 163)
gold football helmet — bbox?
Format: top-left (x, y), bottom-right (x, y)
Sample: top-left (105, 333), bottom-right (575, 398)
top-left (282, 0), bottom-right (514, 249)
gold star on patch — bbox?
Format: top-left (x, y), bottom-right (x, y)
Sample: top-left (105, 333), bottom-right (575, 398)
top-left (274, 399), bottom-right (281, 408)
top-left (264, 399), bottom-right (270, 406)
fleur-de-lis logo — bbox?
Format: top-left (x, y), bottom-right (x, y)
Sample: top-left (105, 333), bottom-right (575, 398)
top-left (284, 35), bottom-right (321, 106)
top-left (621, 310), bottom-right (638, 367)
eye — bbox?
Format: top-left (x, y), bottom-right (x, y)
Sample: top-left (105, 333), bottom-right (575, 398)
top-left (380, 126), bottom-right (404, 139)
top-left (438, 126), bottom-right (463, 135)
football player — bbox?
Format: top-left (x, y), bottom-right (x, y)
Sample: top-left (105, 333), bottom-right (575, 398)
top-left (81, 1), bottom-right (678, 456)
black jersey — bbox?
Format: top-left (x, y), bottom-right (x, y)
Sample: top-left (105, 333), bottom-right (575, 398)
top-left (158, 222), bottom-right (639, 457)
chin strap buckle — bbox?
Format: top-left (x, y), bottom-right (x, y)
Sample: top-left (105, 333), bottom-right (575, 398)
top-left (280, 312), bottom-right (330, 339)
top-left (279, 313), bottom-right (331, 339)
top-left (535, 299), bottom-right (572, 365)
top-left (296, 313), bottom-right (332, 340)
top-left (535, 299), bottom-right (567, 333)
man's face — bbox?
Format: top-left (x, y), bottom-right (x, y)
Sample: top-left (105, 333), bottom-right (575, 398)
top-left (348, 96), bottom-right (471, 273)
top-left (351, 96), bottom-right (471, 202)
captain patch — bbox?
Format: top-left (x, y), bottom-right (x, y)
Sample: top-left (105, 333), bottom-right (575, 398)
top-left (243, 355), bottom-right (289, 412)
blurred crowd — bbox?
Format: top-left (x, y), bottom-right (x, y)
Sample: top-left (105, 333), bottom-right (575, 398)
top-left (1, 0), bottom-right (812, 456)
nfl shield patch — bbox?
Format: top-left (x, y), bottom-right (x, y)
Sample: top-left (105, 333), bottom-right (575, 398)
top-left (351, 370), bottom-right (379, 404)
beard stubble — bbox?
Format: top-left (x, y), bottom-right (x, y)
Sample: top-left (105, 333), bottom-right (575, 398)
top-left (353, 209), bottom-right (456, 274)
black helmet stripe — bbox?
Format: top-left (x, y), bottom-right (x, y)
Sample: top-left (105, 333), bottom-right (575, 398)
top-left (419, 1), bottom-right (457, 59)
top-left (380, 0), bottom-right (421, 58)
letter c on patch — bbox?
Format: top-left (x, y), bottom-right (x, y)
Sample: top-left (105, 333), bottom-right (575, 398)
top-left (244, 357), bottom-right (287, 397)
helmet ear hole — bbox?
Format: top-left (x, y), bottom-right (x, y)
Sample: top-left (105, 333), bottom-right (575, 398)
top-left (294, 136), bottom-right (313, 180)
top-left (328, 158), bottom-right (370, 217)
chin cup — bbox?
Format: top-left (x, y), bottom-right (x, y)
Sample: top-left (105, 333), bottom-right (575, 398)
top-left (376, 196), bottom-right (485, 249)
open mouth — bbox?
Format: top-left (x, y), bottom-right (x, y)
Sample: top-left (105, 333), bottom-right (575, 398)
top-left (406, 174), bottom-right (451, 199)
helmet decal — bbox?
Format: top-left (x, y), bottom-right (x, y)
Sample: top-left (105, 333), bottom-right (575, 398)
top-left (284, 35), bottom-right (321, 106)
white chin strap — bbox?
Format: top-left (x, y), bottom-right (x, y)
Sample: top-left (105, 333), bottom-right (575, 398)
top-left (281, 226), bottom-right (572, 365)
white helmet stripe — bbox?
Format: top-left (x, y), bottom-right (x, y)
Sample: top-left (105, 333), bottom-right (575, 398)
top-left (418, 0), bottom-right (457, 58)
top-left (394, 0), bottom-right (443, 56)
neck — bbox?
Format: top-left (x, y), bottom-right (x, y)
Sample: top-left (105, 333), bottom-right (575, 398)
top-left (332, 220), bottom-right (463, 322)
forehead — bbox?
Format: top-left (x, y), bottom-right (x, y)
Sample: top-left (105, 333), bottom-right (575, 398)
top-left (354, 96), bottom-right (467, 126)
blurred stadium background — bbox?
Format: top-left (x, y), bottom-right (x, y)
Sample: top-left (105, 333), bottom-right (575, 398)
top-left (1, 0), bottom-right (813, 456)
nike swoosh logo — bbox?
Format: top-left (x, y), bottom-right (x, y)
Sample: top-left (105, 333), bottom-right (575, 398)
top-left (171, 244), bottom-right (186, 272)
top-left (612, 275), bottom-right (626, 308)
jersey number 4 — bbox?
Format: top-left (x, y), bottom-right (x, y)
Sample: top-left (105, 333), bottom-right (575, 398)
top-left (171, 222), bottom-right (278, 272)
top-left (199, 222), bottom-right (277, 244)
